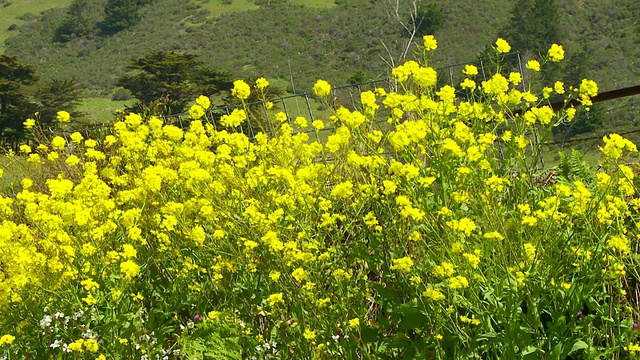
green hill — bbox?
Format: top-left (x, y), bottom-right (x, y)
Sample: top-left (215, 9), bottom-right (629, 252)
top-left (0, 0), bottom-right (70, 53)
top-left (1, 0), bottom-right (639, 133)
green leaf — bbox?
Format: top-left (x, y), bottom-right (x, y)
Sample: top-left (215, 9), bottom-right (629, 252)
top-left (361, 326), bottom-right (379, 344)
top-left (568, 340), bottom-right (589, 355)
top-left (521, 345), bottom-right (539, 355)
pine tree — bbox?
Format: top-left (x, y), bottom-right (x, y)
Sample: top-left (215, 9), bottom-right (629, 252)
top-left (502, 0), bottom-right (560, 56)
top-left (0, 55), bottom-right (38, 140)
top-left (36, 79), bottom-right (85, 124)
top-left (116, 51), bottom-right (233, 115)
top-left (55, 0), bottom-right (95, 42)
top-left (99, 0), bottom-right (143, 35)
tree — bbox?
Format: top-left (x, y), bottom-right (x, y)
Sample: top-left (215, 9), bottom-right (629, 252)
top-left (501, 0), bottom-right (560, 56)
top-left (415, 3), bottom-right (444, 37)
top-left (99, 0), bottom-right (150, 35)
top-left (36, 79), bottom-right (85, 124)
top-left (117, 51), bottom-right (233, 115)
top-left (0, 55), bottom-right (38, 141)
top-left (552, 49), bottom-right (599, 141)
top-left (54, 0), bottom-right (95, 42)
top-left (193, 66), bottom-right (234, 97)
top-left (348, 69), bottom-right (366, 85)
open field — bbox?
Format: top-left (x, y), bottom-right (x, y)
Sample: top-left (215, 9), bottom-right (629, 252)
top-left (78, 97), bottom-right (132, 123)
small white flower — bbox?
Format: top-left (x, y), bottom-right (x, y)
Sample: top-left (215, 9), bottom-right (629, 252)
top-left (332, 334), bottom-right (340, 342)
top-left (50, 339), bottom-right (61, 349)
top-left (40, 315), bottom-right (52, 328)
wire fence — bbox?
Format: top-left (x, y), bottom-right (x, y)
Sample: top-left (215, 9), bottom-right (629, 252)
top-left (539, 95), bottom-right (640, 165)
top-left (156, 52), bottom-right (525, 141)
top-left (41, 51), bottom-right (640, 168)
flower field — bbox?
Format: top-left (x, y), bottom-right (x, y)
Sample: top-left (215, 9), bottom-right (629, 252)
top-left (1, 37), bottom-right (640, 359)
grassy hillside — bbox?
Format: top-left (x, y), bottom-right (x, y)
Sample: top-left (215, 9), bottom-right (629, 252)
top-left (1, 0), bottom-right (638, 135)
top-left (2, 0), bottom-right (513, 92)
top-left (4, 0), bottom-right (638, 91)
top-left (0, 0), bottom-right (70, 53)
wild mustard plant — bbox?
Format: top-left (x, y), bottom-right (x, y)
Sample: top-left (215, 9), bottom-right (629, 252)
top-left (1, 37), bottom-right (639, 359)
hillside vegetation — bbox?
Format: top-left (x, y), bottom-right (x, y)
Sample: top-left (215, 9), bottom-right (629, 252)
top-left (0, 0), bottom-right (638, 140)
top-left (0, 0), bottom-right (70, 53)
top-left (3, 0), bottom-right (637, 91)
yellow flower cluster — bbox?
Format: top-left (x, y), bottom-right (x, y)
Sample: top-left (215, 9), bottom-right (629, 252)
top-left (232, 80), bottom-right (251, 100)
top-left (600, 133), bottom-right (637, 159)
top-left (391, 60), bottom-right (437, 87)
top-left (3, 37), bottom-right (634, 359)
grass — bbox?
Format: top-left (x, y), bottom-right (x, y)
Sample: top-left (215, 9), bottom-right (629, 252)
top-left (289, 0), bottom-right (335, 8)
top-left (194, 0), bottom-right (334, 23)
top-left (0, 154), bottom-right (36, 195)
top-left (0, 0), bottom-right (70, 54)
top-left (193, 0), bottom-right (259, 21)
top-left (79, 97), bottom-right (132, 123)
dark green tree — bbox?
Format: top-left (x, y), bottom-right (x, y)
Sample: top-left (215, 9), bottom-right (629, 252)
top-left (501, 0), bottom-right (560, 56)
top-left (54, 0), bottom-right (95, 42)
top-left (0, 55), bottom-right (38, 141)
top-left (117, 51), bottom-right (233, 115)
top-left (193, 66), bottom-right (234, 97)
top-left (348, 69), bottom-right (366, 85)
top-left (36, 79), bottom-right (85, 124)
top-left (552, 48), bottom-right (600, 141)
top-left (99, 0), bottom-right (150, 35)
top-left (415, 3), bottom-right (445, 36)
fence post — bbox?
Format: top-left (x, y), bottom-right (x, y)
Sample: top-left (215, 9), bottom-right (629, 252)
top-left (304, 94), bottom-right (315, 122)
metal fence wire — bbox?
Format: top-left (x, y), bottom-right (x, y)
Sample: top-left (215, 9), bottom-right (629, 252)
top-left (155, 52), bottom-right (526, 140)
top-left (36, 52), bottom-right (527, 142)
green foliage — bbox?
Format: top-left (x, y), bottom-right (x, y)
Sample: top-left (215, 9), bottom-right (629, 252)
top-left (180, 320), bottom-right (242, 360)
top-left (501, 0), bottom-right (560, 56)
top-left (0, 54), bottom-right (37, 140)
top-left (54, 0), bottom-right (95, 42)
top-left (347, 69), bottom-right (366, 85)
top-left (554, 105), bottom-right (605, 141)
top-left (415, 2), bottom-right (445, 36)
top-left (35, 78), bottom-right (85, 124)
top-left (116, 50), bottom-right (232, 114)
top-left (111, 87), bottom-right (133, 101)
top-left (99, 0), bottom-right (150, 35)
top-left (557, 149), bottom-right (596, 186)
